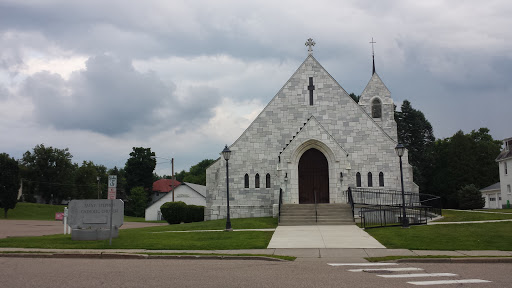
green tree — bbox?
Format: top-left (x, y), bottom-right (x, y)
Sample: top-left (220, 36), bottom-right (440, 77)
top-left (349, 93), bottom-right (360, 103)
top-left (0, 153), bottom-right (21, 218)
top-left (124, 147), bottom-right (156, 199)
top-left (73, 161), bottom-right (99, 199)
top-left (395, 100), bottom-right (435, 193)
top-left (172, 159), bottom-right (215, 185)
top-left (430, 128), bottom-right (501, 208)
top-left (20, 144), bottom-right (75, 203)
top-left (127, 186), bottom-right (147, 217)
top-left (458, 184), bottom-right (485, 210)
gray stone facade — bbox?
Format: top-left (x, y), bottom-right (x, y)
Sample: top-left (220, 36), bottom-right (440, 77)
top-left (205, 55), bottom-right (418, 220)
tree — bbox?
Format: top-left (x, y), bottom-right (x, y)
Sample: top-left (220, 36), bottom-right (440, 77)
top-left (395, 100), bottom-right (436, 193)
top-left (127, 186), bottom-right (147, 217)
top-left (20, 144), bottom-right (75, 203)
top-left (0, 153), bottom-right (21, 218)
top-left (349, 93), bottom-right (360, 103)
top-left (458, 184), bottom-right (485, 210)
top-left (430, 128), bottom-right (501, 208)
top-left (73, 161), bottom-right (99, 199)
top-left (173, 159), bottom-right (215, 185)
top-left (124, 147), bottom-right (156, 200)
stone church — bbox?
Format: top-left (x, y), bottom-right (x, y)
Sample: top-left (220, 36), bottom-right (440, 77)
top-left (205, 40), bottom-right (417, 220)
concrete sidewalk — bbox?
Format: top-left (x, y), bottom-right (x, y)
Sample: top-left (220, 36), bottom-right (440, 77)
top-left (268, 225), bottom-right (385, 249)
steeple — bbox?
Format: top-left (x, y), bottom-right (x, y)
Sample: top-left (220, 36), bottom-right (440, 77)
top-left (370, 37), bottom-right (376, 75)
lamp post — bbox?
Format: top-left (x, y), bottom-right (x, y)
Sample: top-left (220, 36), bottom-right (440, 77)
top-left (222, 145), bottom-right (232, 231)
top-left (395, 143), bottom-right (409, 228)
top-left (97, 176), bottom-right (100, 199)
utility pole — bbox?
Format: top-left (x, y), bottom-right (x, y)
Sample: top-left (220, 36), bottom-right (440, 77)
top-left (171, 158), bottom-right (175, 202)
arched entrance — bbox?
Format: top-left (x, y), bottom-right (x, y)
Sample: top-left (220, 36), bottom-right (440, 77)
top-left (298, 148), bottom-right (329, 204)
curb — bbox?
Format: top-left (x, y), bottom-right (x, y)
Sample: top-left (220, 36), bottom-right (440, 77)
top-left (397, 257), bottom-right (512, 264)
top-left (0, 253), bottom-right (284, 262)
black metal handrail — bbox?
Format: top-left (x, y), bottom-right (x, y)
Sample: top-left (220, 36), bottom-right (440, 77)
top-left (347, 187), bottom-right (355, 219)
top-left (351, 187), bottom-right (442, 229)
top-left (313, 190), bottom-right (318, 222)
top-left (278, 188), bottom-right (283, 223)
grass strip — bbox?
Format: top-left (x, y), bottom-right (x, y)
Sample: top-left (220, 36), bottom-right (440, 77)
top-left (0, 229), bottom-right (274, 250)
top-left (366, 222), bottom-right (512, 251)
top-left (435, 209), bottom-right (512, 222)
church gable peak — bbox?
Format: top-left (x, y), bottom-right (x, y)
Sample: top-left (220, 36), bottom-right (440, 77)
top-left (279, 116), bottom-right (349, 160)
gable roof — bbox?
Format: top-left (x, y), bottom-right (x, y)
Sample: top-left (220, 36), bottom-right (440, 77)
top-left (229, 54), bottom-right (396, 151)
top-left (480, 182), bottom-right (500, 192)
top-left (152, 179), bottom-right (181, 193)
top-left (183, 182), bottom-right (206, 197)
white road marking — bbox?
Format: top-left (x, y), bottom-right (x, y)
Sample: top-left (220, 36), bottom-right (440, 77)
top-left (328, 263), bottom-right (398, 266)
top-left (408, 279), bottom-right (492, 285)
top-left (378, 273), bottom-right (457, 278)
top-left (348, 267), bottom-right (424, 272)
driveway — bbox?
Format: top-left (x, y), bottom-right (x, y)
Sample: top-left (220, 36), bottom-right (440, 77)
top-left (0, 220), bottom-right (167, 239)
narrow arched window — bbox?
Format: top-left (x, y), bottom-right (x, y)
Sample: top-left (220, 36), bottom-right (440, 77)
top-left (368, 172), bottom-right (373, 187)
top-left (356, 172), bottom-right (361, 187)
top-left (255, 173), bottom-right (260, 188)
top-left (266, 173), bottom-right (271, 188)
top-left (372, 98), bottom-right (382, 118)
top-left (244, 174), bottom-right (249, 188)
top-left (379, 172), bottom-right (384, 187)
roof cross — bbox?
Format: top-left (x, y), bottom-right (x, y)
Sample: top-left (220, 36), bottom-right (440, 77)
top-left (370, 37), bottom-right (376, 74)
top-left (370, 37), bottom-right (376, 56)
top-left (305, 38), bottom-right (315, 55)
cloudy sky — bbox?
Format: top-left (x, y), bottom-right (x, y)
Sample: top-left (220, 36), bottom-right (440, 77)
top-left (0, 1), bottom-right (510, 175)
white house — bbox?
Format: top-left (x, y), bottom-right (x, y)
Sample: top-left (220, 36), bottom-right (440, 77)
top-left (496, 137), bottom-right (512, 209)
top-left (480, 182), bottom-right (501, 209)
top-left (145, 182), bottom-right (206, 221)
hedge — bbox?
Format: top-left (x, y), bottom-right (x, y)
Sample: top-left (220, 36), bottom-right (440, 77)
top-left (160, 201), bottom-right (204, 224)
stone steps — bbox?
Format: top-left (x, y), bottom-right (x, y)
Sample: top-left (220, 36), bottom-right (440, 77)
top-left (279, 203), bottom-right (355, 226)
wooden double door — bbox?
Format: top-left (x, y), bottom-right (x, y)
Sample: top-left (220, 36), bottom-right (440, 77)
top-left (298, 148), bottom-right (329, 204)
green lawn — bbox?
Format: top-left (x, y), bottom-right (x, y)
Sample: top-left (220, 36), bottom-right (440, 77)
top-left (0, 217), bottom-right (278, 250)
top-left (0, 203), bottom-right (66, 220)
top-left (366, 222), bottom-right (512, 251)
top-left (1, 203), bottom-right (163, 223)
top-left (435, 209), bottom-right (512, 222)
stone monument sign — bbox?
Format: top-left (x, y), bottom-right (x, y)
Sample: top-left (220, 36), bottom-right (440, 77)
top-left (68, 199), bottom-right (124, 241)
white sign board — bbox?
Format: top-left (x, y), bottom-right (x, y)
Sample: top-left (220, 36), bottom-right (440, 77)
top-left (108, 175), bottom-right (117, 188)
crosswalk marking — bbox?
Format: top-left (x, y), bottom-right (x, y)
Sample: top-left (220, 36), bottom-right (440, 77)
top-left (378, 273), bottom-right (457, 278)
top-left (328, 263), bottom-right (492, 285)
top-left (348, 267), bottom-right (424, 272)
top-left (328, 263), bottom-right (398, 266)
top-left (408, 279), bottom-right (492, 285)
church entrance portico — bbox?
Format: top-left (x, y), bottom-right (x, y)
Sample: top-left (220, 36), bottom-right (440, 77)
top-left (298, 148), bottom-right (329, 204)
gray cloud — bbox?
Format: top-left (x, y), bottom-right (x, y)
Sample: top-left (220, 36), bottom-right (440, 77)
top-left (18, 54), bottom-right (222, 136)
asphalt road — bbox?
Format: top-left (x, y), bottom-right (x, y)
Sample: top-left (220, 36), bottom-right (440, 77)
top-left (0, 258), bottom-right (509, 287)
top-left (0, 220), bottom-right (167, 239)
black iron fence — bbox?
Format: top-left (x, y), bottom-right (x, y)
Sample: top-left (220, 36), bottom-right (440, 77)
top-left (347, 187), bottom-right (442, 229)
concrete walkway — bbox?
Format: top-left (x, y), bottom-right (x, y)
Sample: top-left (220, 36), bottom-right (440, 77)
top-left (267, 225), bottom-right (385, 249)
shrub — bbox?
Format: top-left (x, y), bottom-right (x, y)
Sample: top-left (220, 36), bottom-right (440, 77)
top-left (458, 184), bottom-right (485, 210)
top-left (160, 202), bottom-right (204, 224)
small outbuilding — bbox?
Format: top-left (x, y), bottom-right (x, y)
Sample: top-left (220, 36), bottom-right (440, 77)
top-left (480, 182), bottom-right (501, 209)
top-left (145, 182), bottom-right (206, 221)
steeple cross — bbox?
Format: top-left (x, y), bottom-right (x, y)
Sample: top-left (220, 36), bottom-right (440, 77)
top-left (370, 37), bottom-right (376, 56)
top-left (305, 38), bottom-right (315, 55)
top-left (370, 37), bottom-right (377, 74)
